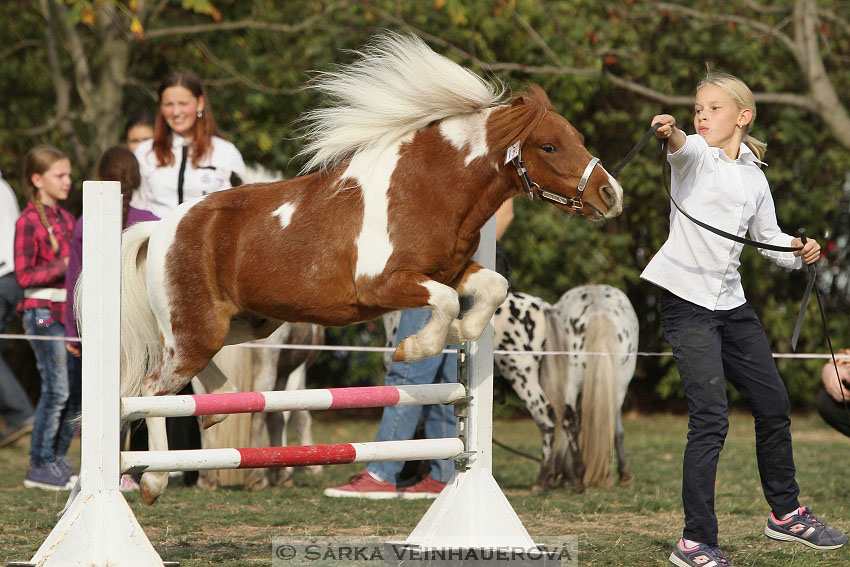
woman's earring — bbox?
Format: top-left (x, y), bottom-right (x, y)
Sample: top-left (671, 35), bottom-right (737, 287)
top-left (197, 111), bottom-right (203, 118)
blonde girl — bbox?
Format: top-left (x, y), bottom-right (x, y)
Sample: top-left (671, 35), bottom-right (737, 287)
top-left (644, 73), bottom-right (846, 567)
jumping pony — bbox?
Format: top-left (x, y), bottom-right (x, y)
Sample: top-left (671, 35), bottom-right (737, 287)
top-left (119, 32), bottom-right (625, 504)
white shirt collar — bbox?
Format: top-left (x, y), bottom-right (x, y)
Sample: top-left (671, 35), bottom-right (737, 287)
top-left (171, 133), bottom-right (188, 149)
top-left (708, 142), bottom-right (767, 167)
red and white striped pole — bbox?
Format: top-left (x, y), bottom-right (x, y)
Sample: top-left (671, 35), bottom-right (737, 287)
top-left (121, 438), bottom-right (464, 473)
top-left (121, 383), bottom-right (466, 420)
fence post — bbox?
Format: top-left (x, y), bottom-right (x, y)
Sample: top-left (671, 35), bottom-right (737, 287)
top-left (25, 181), bottom-right (164, 567)
top-left (403, 215), bottom-right (536, 551)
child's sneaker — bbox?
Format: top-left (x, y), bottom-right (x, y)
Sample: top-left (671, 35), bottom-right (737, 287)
top-left (398, 475), bottom-right (446, 499)
top-left (23, 462), bottom-right (74, 491)
top-left (55, 456), bottom-right (79, 484)
top-left (669, 539), bottom-right (733, 567)
top-left (765, 506), bottom-right (848, 550)
top-left (323, 471), bottom-right (398, 499)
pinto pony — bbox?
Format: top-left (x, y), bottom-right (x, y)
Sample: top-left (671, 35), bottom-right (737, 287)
top-left (119, 33), bottom-right (625, 504)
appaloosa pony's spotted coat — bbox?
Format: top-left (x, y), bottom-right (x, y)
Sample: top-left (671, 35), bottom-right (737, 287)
top-left (118, 33), bottom-right (625, 504)
top-left (492, 287), bottom-right (637, 491)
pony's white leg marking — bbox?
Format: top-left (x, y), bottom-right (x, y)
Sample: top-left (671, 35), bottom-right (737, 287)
top-left (439, 108), bottom-right (493, 166)
top-left (395, 281), bottom-right (459, 362)
top-left (344, 134), bottom-right (413, 279)
top-left (447, 268), bottom-right (508, 343)
top-left (272, 201), bottom-right (297, 229)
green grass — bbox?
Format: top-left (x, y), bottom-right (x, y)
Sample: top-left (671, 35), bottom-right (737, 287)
top-left (2, 412), bottom-right (849, 566)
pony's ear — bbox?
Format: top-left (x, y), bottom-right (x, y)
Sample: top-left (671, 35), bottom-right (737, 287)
top-left (511, 96), bottom-right (528, 108)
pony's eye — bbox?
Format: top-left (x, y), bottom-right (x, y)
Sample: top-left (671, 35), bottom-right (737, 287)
top-left (541, 144), bottom-right (556, 153)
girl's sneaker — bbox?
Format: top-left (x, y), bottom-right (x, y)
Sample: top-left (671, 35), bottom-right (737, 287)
top-left (669, 539), bottom-right (733, 567)
top-left (55, 456), bottom-right (79, 484)
top-left (24, 462), bottom-right (74, 491)
top-left (765, 506), bottom-right (848, 550)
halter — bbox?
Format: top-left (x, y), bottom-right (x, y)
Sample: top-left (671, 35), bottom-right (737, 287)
top-left (508, 142), bottom-right (601, 213)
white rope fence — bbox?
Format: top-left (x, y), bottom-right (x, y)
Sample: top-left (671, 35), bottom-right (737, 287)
top-left (2, 332), bottom-right (846, 359)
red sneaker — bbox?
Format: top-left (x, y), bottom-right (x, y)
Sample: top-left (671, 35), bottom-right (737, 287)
top-left (399, 475), bottom-right (446, 500)
top-left (323, 471), bottom-right (398, 499)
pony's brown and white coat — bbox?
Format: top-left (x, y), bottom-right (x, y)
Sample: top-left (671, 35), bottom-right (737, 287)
top-left (118, 32), bottom-right (624, 504)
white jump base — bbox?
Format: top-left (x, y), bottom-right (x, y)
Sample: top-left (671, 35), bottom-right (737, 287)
top-left (22, 182), bottom-right (536, 567)
top-left (121, 382), bottom-right (466, 419)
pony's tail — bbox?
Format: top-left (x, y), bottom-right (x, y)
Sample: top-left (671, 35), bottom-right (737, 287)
top-left (539, 306), bottom-right (571, 477)
top-left (579, 313), bottom-right (617, 487)
top-left (120, 221), bottom-right (161, 400)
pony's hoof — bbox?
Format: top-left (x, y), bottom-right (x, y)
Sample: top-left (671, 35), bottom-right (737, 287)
top-left (244, 473), bottom-right (269, 492)
top-left (619, 471), bottom-right (634, 486)
top-left (195, 473), bottom-right (219, 491)
top-left (392, 339), bottom-right (410, 362)
top-left (201, 413), bottom-right (228, 429)
top-left (140, 481), bottom-right (160, 505)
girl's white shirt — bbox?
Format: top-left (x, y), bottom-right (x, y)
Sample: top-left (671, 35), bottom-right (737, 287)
top-left (640, 134), bottom-right (801, 311)
top-left (130, 134), bottom-right (246, 219)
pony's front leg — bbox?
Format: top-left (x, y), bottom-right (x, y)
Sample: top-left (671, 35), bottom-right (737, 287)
top-left (392, 281), bottom-right (459, 362)
top-left (446, 264), bottom-right (508, 344)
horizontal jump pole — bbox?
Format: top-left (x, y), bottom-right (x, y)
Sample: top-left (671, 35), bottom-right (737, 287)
top-left (121, 383), bottom-right (466, 420)
top-left (120, 438), bottom-right (465, 474)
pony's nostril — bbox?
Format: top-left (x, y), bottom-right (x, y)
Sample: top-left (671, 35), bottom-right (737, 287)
top-left (601, 185), bottom-right (616, 207)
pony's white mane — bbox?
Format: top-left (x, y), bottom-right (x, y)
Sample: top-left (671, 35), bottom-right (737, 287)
top-left (298, 32), bottom-right (507, 174)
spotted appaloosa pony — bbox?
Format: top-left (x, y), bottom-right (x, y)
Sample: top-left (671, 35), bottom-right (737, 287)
top-left (491, 287), bottom-right (637, 491)
top-left (119, 32), bottom-right (625, 504)
top-left (552, 284), bottom-right (638, 490)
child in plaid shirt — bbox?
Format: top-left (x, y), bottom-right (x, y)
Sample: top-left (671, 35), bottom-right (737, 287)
top-left (14, 145), bottom-right (77, 491)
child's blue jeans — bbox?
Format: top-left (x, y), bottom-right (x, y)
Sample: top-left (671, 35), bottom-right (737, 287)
top-left (24, 308), bottom-right (77, 467)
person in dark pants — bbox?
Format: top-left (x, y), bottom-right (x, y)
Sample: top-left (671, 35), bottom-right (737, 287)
top-left (816, 349), bottom-right (850, 438)
top-left (644, 72), bottom-right (846, 567)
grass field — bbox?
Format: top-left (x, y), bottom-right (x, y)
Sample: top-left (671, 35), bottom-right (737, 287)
top-left (1, 412), bottom-right (849, 566)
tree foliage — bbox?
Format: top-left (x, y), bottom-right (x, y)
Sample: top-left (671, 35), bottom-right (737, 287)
top-left (2, 0), bottom-right (849, 407)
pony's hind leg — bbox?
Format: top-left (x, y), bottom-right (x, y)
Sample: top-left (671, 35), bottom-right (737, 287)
top-left (615, 410), bottom-right (633, 484)
top-left (446, 264), bottom-right (508, 344)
